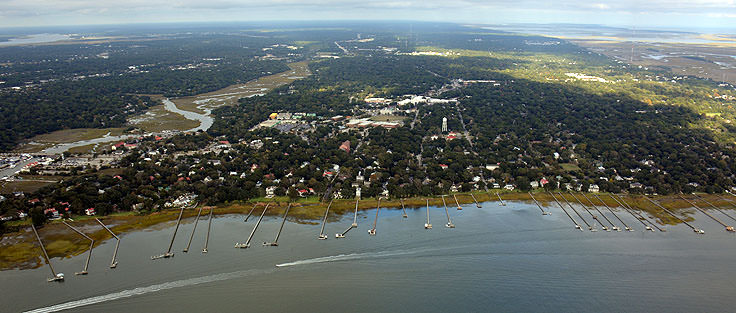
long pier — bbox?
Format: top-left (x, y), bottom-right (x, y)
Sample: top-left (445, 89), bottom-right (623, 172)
top-left (593, 194), bottom-right (632, 231)
top-left (203, 206), bottom-right (213, 253)
top-left (570, 192), bottom-right (607, 231)
top-left (62, 221), bottom-right (94, 275)
top-left (549, 192), bottom-right (581, 230)
top-left (368, 198), bottom-right (380, 235)
top-left (319, 200), bottom-right (333, 240)
top-left (568, 192), bottom-right (600, 231)
top-left (235, 202), bottom-right (270, 248)
top-left (32, 224), bottom-right (64, 282)
top-left (496, 192), bottom-right (506, 206)
top-left (558, 192), bottom-right (593, 231)
top-left (265, 203), bottom-right (291, 246)
top-left (152, 205), bottom-right (186, 259)
top-left (453, 194), bottom-right (462, 210)
top-left (703, 195), bottom-right (736, 223)
top-left (470, 193), bottom-right (481, 208)
top-left (645, 195), bottom-right (704, 234)
top-left (400, 199), bottom-right (408, 218)
top-left (425, 199), bottom-right (433, 229)
top-left (528, 192), bottom-right (550, 215)
top-left (613, 194), bottom-right (662, 232)
top-left (680, 195), bottom-right (734, 232)
top-left (581, 193), bottom-right (618, 231)
top-left (717, 195), bottom-right (736, 222)
top-left (244, 203), bottom-right (259, 222)
top-left (183, 206), bottom-right (204, 253)
top-left (336, 199), bottom-right (359, 238)
top-left (95, 218), bottom-right (120, 267)
top-left (441, 195), bottom-right (455, 228)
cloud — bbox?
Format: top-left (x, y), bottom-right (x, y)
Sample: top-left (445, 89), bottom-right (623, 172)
top-left (0, 0), bottom-right (735, 27)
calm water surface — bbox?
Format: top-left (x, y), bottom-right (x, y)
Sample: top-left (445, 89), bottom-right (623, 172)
top-left (3, 200), bottom-right (736, 312)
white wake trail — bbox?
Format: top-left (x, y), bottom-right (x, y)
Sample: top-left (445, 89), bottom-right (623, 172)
top-left (24, 268), bottom-right (274, 313)
top-left (276, 248), bottom-right (430, 267)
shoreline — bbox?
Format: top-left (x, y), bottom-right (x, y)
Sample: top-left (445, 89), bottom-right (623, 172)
top-left (2, 191), bottom-right (734, 271)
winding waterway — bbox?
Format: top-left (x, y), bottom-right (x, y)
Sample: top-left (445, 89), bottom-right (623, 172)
top-left (4, 200), bottom-right (736, 312)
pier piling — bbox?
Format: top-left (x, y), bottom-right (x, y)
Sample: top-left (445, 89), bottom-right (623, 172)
top-left (425, 199), bottom-right (433, 229)
top-left (236, 202), bottom-right (270, 248)
top-left (368, 199), bottom-right (380, 235)
top-left (613, 194), bottom-right (662, 232)
top-left (441, 195), bottom-right (455, 228)
top-left (32, 224), bottom-right (64, 282)
top-left (265, 203), bottom-right (291, 246)
top-left (582, 193), bottom-right (618, 231)
top-left (528, 192), bottom-right (550, 215)
top-left (62, 221), bottom-right (94, 275)
top-left (645, 196), bottom-right (704, 234)
top-left (400, 199), bottom-right (408, 218)
top-left (558, 192), bottom-right (593, 231)
top-left (680, 195), bottom-right (734, 232)
top-left (152, 205), bottom-right (185, 259)
top-left (453, 194), bottom-right (462, 210)
top-left (318, 200), bottom-right (333, 240)
top-left (593, 194), bottom-right (632, 231)
top-left (549, 192), bottom-right (581, 230)
top-left (203, 206), bottom-right (213, 253)
top-left (183, 206), bottom-right (204, 253)
top-left (95, 218), bottom-right (120, 267)
top-left (470, 193), bottom-right (481, 208)
top-left (336, 199), bottom-right (359, 238)
top-left (244, 203), bottom-right (259, 222)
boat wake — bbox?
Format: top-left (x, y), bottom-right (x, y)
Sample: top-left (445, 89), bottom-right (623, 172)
top-left (24, 268), bottom-right (274, 313)
top-left (276, 248), bottom-right (431, 267)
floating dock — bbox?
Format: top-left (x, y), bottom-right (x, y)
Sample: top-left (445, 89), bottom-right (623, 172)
top-left (368, 199), bottom-right (380, 235)
top-left (470, 193), bottom-right (481, 208)
top-left (400, 199), bottom-right (408, 218)
top-left (183, 206), bottom-right (204, 253)
top-left (336, 199), bottom-right (359, 238)
top-left (528, 192), bottom-right (550, 215)
top-left (203, 207), bottom-right (213, 253)
top-left (680, 195), bottom-right (734, 232)
top-left (453, 194), bottom-right (462, 210)
top-left (32, 224), bottom-right (64, 282)
top-left (152, 205), bottom-right (186, 259)
top-left (265, 203), bottom-right (291, 246)
top-left (549, 192), bottom-right (581, 230)
top-left (581, 193), bottom-right (618, 231)
top-left (645, 196), bottom-right (704, 234)
top-left (95, 218), bottom-right (120, 267)
top-left (441, 195), bottom-right (455, 228)
top-left (425, 199), bottom-right (432, 229)
top-left (593, 194), bottom-right (632, 231)
top-left (235, 202), bottom-right (270, 248)
top-left (318, 200), bottom-right (333, 240)
top-left (558, 192), bottom-right (593, 231)
top-left (62, 221), bottom-right (94, 275)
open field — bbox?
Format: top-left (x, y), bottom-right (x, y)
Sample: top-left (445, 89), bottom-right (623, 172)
top-left (2, 191), bottom-right (734, 270)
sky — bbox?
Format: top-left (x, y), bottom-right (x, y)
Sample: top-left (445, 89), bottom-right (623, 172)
top-left (1, 0), bottom-right (735, 30)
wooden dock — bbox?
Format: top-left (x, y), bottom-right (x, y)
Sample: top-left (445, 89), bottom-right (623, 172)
top-left (593, 194), bottom-right (632, 231)
top-left (318, 200), bottom-right (333, 240)
top-left (203, 207), bottom-right (213, 253)
top-left (32, 224), bottom-right (64, 282)
top-left (549, 192), bottom-right (581, 230)
top-left (558, 192), bottom-right (593, 231)
top-left (183, 206), bottom-right (204, 253)
top-left (62, 221), bottom-right (94, 275)
top-left (528, 192), bottom-right (550, 215)
top-left (441, 195), bottom-right (455, 228)
top-left (152, 205), bottom-right (186, 259)
top-left (645, 196), bottom-right (704, 234)
top-left (265, 203), bottom-right (291, 246)
top-left (425, 199), bottom-right (432, 229)
top-left (95, 218), bottom-right (120, 267)
top-left (236, 202), bottom-right (270, 248)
